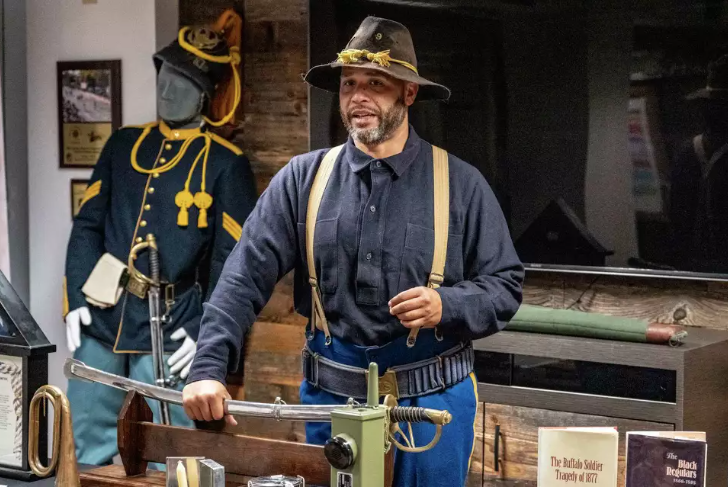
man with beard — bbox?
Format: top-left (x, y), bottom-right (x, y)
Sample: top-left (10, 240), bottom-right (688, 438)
top-left (183, 16), bottom-right (523, 486)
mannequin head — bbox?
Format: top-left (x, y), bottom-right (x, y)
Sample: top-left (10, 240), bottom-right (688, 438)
top-left (157, 63), bottom-right (205, 126)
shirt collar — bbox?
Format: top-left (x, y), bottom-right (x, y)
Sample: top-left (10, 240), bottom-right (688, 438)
top-left (345, 125), bottom-right (422, 177)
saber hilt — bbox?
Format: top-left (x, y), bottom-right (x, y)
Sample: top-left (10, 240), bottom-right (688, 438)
top-left (389, 406), bottom-right (451, 426)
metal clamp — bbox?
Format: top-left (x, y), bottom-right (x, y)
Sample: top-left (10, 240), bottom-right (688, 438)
top-left (427, 272), bottom-right (444, 288)
top-left (435, 355), bottom-right (446, 391)
top-left (273, 397), bottom-right (286, 421)
top-left (163, 283), bottom-right (175, 322)
top-left (308, 351), bottom-right (320, 388)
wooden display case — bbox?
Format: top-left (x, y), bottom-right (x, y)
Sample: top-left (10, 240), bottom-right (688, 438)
top-left (467, 328), bottom-right (728, 486)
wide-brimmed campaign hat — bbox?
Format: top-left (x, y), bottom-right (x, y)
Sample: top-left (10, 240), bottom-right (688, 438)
top-left (688, 54), bottom-right (728, 101)
top-left (304, 16), bottom-right (451, 102)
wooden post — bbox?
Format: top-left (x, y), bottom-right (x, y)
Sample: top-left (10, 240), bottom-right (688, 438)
top-left (117, 391), bottom-right (152, 476)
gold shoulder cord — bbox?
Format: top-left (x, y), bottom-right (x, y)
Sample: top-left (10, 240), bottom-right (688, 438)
top-left (130, 125), bottom-right (213, 229)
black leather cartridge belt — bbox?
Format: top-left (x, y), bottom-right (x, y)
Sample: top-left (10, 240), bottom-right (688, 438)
top-left (302, 341), bottom-right (474, 400)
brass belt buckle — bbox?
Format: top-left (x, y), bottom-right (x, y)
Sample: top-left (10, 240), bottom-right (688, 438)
top-left (365, 369), bottom-right (400, 399)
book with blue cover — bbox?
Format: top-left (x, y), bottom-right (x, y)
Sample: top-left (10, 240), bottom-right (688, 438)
top-left (626, 431), bottom-right (707, 487)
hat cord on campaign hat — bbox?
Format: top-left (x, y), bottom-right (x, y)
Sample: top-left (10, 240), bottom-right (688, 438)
top-left (336, 48), bottom-right (419, 75)
top-left (178, 26), bottom-right (242, 128)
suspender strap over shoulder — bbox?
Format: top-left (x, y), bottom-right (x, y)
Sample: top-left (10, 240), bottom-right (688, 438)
top-left (306, 145), bottom-right (344, 344)
top-left (407, 145), bottom-right (449, 347)
top-left (305, 144), bottom-right (450, 348)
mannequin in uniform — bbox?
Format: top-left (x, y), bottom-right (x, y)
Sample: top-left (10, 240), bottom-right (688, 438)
top-left (63, 10), bottom-right (256, 465)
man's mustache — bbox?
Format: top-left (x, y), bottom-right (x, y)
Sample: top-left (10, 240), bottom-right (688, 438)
top-left (347, 106), bottom-right (381, 119)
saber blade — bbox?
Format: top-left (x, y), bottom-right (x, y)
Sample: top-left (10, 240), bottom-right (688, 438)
top-left (63, 359), bottom-right (337, 422)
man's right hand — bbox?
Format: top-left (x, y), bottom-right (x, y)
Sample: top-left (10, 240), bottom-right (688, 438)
top-left (182, 380), bottom-right (238, 426)
top-left (65, 307), bottom-right (92, 353)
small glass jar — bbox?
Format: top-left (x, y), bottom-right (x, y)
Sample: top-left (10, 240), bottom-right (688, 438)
top-left (247, 475), bottom-right (305, 487)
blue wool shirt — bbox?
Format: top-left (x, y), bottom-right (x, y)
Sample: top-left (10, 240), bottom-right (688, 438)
top-left (188, 126), bottom-right (524, 384)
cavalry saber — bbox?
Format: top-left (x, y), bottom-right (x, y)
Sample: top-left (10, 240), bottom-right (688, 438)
top-left (65, 358), bottom-right (339, 422)
top-left (128, 233), bottom-right (172, 424)
top-left (63, 358), bottom-right (452, 426)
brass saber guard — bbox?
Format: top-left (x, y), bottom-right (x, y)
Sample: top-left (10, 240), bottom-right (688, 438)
top-left (28, 385), bottom-right (80, 486)
top-left (383, 394), bottom-right (451, 453)
top-left (127, 234), bottom-right (159, 286)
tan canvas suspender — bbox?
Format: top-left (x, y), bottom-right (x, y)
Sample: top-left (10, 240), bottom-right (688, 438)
top-left (406, 145), bottom-right (449, 347)
top-left (305, 144), bottom-right (449, 347)
top-left (306, 144), bottom-right (344, 345)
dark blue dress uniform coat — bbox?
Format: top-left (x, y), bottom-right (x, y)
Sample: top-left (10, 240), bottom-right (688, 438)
top-left (64, 121), bottom-right (257, 353)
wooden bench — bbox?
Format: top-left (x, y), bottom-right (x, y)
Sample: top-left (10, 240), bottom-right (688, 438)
top-left (79, 391), bottom-right (393, 486)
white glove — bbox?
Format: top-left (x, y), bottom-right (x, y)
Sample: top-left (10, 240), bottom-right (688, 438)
top-left (168, 328), bottom-right (197, 379)
top-left (65, 307), bottom-right (92, 353)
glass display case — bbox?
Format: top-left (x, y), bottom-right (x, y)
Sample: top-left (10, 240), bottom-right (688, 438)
top-left (0, 270), bottom-right (55, 480)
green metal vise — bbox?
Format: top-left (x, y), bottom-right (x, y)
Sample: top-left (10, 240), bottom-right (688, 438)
top-left (324, 363), bottom-right (452, 487)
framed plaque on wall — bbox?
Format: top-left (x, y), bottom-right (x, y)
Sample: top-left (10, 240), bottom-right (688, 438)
top-left (57, 60), bottom-right (122, 169)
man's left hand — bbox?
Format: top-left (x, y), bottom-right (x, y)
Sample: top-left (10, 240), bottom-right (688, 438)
top-left (388, 287), bottom-right (442, 329)
top-left (168, 328), bottom-right (197, 379)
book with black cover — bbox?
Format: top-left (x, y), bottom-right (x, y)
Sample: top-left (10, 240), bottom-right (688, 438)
top-left (626, 432), bottom-right (707, 487)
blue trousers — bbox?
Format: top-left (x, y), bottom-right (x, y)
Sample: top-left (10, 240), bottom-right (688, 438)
top-left (66, 335), bottom-right (193, 465)
top-left (300, 331), bottom-right (478, 487)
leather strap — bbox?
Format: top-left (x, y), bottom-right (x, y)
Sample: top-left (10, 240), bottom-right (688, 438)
top-left (305, 145), bottom-right (344, 344)
top-left (407, 145), bottom-right (449, 347)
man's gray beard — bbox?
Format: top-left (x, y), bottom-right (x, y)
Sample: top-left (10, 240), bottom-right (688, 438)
top-left (341, 98), bottom-right (407, 146)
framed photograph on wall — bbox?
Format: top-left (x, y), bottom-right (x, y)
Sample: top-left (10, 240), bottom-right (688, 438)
top-left (57, 60), bottom-right (121, 168)
top-left (70, 179), bottom-right (89, 218)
